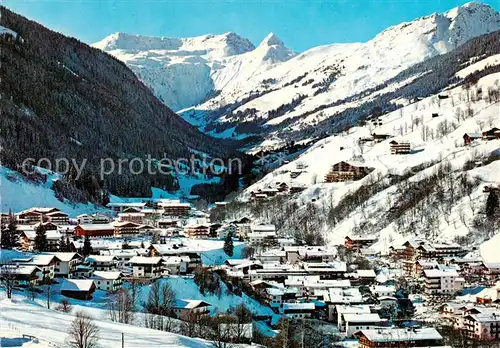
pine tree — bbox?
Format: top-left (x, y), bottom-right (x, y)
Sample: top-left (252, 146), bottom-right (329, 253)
top-left (34, 224), bottom-right (48, 252)
top-left (82, 234), bottom-right (92, 256)
top-left (486, 191), bottom-right (499, 220)
top-left (223, 232), bottom-right (234, 257)
top-left (65, 236), bottom-right (71, 251)
top-left (59, 235), bottom-right (68, 252)
top-left (1, 220), bottom-right (19, 249)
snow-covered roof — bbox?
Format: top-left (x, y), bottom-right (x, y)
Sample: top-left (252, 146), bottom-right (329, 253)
top-left (77, 223), bottom-right (115, 231)
top-left (92, 271), bottom-right (122, 280)
top-left (61, 279), bottom-right (95, 292)
top-left (0, 265), bottom-right (40, 275)
top-left (282, 303), bottom-right (315, 311)
top-left (22, 230), bottom-right (61, 240)
top-left (14, 254), bottom-right (56, 266)
top-left (336, 305), bottom-right (371, 315)
top-left (423, 269), bottom-right (459, 278)
top-left (359, 328), bottom-right (442, 342)
top-left (250, 224), bottom-right (276, 233)
top-left (129, 256), bottom-right (162, 265)
top-left (357, 269), bottom-right (376, 278)
top-left (173, 299), bottom-right (210, 309)
top-left (343, 313), bottom-right (383, 323)
top-left (86, 255), bottom-right (116, 263)
top-left (44, 252), bottom-right (81, 262)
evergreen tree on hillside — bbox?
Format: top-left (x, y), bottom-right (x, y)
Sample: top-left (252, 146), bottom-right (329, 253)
top-left (223, 232), bottom-right (234, 257)
top-left (1, 212), bottom-right (19, 249)
top-left (82, 234), bottom-right (92, 256)
top-left (34, 224), bottom-right (48, 252)
top-left (486, 191), bottom-right (499, 220)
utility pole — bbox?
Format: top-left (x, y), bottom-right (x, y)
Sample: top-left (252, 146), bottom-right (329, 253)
top-left (122, 332), bottom-right (124, 348)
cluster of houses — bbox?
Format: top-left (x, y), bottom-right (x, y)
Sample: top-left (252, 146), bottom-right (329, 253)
top-left (249, 182), bottom-right (306, 201)
top-left (441, 292), bottom-right (500, 341)
top-left (5, 202), bottom-right (270, 251)
top-left (463, 127), bottom-right (500, 145)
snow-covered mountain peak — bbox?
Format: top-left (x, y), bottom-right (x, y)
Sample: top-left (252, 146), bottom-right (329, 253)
top-left (93, 31), bottom-right (254, 57)
top-left (254, 32), bottom-right (296, 62)
top-left (259, 32), bottom-right (284, 47)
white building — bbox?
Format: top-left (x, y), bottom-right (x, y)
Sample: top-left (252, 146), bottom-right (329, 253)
top-left (91, 271), bottom-right (123, 292)
top-left (86, 255), bottom-right (117, 271)
top-left (46, 252), bottom-right (82, 278)
top-left (343, 313), bottom-right (386, 337)
top-left (423, 269), bottom-right (463, 295)
top-left (129, 256), bottom-right (163, 278)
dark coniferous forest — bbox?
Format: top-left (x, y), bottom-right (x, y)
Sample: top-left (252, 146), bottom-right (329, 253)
top-left (0, 7), bottom-right (243, 203)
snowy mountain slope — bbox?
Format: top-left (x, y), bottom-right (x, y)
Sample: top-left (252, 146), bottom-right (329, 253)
top-left (177, 2), bottom-right (500, 142)
top-left (237, 68), bottom-right (500, 250)
top-left (94, 31), bottom-right (295, 111)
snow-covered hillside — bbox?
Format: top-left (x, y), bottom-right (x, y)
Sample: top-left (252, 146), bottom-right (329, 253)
top-left (0, 298), bottom-right (220, 347)
top-left (94, 2), bottom-right (500, 143)
top-left (94, 31), bottom-right (294, 111)
top-left (238, 67), bottom-right (500, 251)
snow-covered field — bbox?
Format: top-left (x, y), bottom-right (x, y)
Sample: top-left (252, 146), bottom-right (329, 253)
top-left (0, 297), bottom-right (219, 348)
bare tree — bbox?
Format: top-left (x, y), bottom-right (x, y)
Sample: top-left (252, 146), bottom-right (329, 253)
top-left (66, 312), bottom-right (100, 348)
top-left (230, 304), bottom-right (252, 343)
top-left (128, 278), bottom-right (142, 310)
top-left (107, 288), bottom-right (134, 324)
top-left (27, 282), bottom-right (37, 301)
top-left (0, 259), bottom-right (16, 299)
top-left (42, 280), bottom-right (55, 309)
top-left (58, 299), bottom-right (73, 313)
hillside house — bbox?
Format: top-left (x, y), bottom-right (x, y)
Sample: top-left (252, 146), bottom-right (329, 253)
top-left (423, 269), bottom-right (464, 295)
top-left (172, 299), bottom-right (211, 318)
top-left (61, 279), bottom-right (96, 300)
top-left (372, 133), bottom-right (392, 142)
top-left (157, 200), bottom-right (190, 216)
top-left (91, 271), bottom-right (123, 292)
top-left (106, 202), bottom-right (146, 214)
top-left (77, 214), bottom-right (93, 224)
top-left (483, 127), bottom-right (500, 140)
top-left (118, 212), bottom-right (145, 224)
top-left (74, 224), bottom-right (115, 237)
top-left (462, 312), bottom-right (500, 340)
top-left (162, 256), bottom-right (190, 275)
top-left (114, 221), bottom-right (143, 236)
top-left (0, 265), bottom-right (41, 285)
top-left (356, 328), bottom-right (444, 348)
top-left (86, 255), bottom-right (117, 271)
top-left (464, 132), bottom-right (482, 145)
top-left (390, 140), bottom-right (411, 154)
top-left (129, 256), bottom-right (163, 278)
top-left (324, 161), bottom-right (372, 182)
top-left (45, 211), bottom-right (69, 225)
top-left (345, 236), bottom-right (378, 251)
top-left (344, 313), bottom-right (386, 337)
top-left (184, 224), bottom-right (210, 238)
top-left (13, 254), bottom-right (57, 282)
top-left (280, 302), bottom-right (315, 319)
top-left (20, 228), bottom-right (61, 251)
top-left (17, 207), bottom-right (61, 224)
top-left (47, 252), bottom-right (82, 278)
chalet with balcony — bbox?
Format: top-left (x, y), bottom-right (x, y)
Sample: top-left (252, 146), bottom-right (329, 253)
top-left (324, 161), bottom-right (372, 182)
top-left (390, 140), bottom-right (411, 154)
